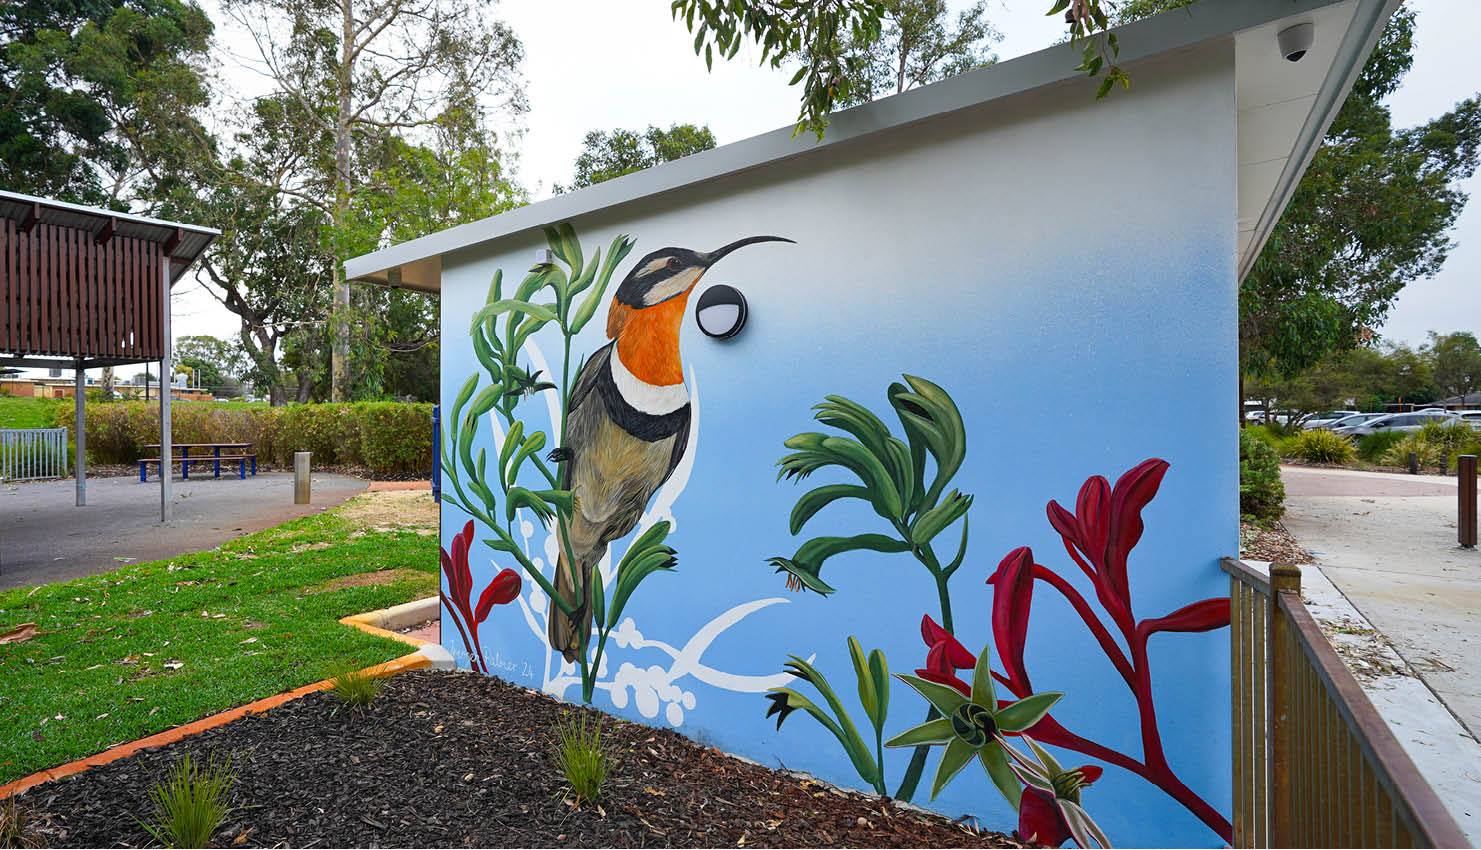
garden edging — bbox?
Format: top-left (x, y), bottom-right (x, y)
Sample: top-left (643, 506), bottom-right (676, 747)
top-left (0, 597), bottom-right (446, 802)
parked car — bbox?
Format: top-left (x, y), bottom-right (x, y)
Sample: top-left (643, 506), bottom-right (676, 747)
top-left (1456, 411), bottom-right (1481, 429)
top-left (1324, 413), bottom-right (1387, 431)
top-left (1302, 410), bottom-right (1359, 430)
top-left (1334, 411), bottom-right (1458, 437)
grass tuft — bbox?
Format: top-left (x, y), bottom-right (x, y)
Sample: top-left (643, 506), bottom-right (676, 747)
top-left (137, 754), bottom-right (235, 849)
top-left (327, 662), bottom-right (382, 706)
top-left (0, 799), bottom-right (36, 849)
top-left (552, 712), bottom-right (612, 804)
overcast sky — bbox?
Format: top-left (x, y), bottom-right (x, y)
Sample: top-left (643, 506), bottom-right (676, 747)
top-left (150, 0), bottom-right (1481, 378)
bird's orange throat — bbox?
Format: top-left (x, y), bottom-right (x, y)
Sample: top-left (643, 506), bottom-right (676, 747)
top-left (607, 293), bottom-right (690, 386)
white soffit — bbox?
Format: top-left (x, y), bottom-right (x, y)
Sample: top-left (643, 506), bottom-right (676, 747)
top-left (1234, 0), bottom-right (1400, 277)
top-left (346, 0), bottom-right (1397, 293)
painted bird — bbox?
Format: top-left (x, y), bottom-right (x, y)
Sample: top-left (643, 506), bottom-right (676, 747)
top-left (546, 235), bottom-right (793, 661)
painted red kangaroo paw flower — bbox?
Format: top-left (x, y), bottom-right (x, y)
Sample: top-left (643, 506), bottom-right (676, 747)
top-left (916, 614), bottom-right (975, 695)
top-left (1104, 458), bottom-right (1168, 600)
top-left (475, 568), bottom-right (523, 624)
top-left (1136, 597), bottom-right (1230, 642)
top-left (986, 546), bottom-right (1036, 695)
top-left (1018, 787), bottom-right (1073, 848)
top-left (919, 614), bottom-right (974, 668)
top-left (451, 520), bottom-right (475, 601)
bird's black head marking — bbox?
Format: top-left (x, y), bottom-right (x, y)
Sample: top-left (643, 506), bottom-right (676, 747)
top-left (613, 235), bottom-right (793, 308)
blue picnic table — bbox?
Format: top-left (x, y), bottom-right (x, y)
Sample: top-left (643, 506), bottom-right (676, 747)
top-left (139, 442), bottom-right (257, 481)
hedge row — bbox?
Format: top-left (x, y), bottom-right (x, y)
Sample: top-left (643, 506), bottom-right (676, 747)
top-left (54, 401), bottom-right (434, 477)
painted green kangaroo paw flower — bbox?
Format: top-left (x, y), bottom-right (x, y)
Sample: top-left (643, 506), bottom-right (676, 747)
top-left (894, 673), bottom-right (971, 717)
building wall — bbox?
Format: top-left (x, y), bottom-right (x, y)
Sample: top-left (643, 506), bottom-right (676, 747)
top-left (438, 45), bottom-right (1236, 847)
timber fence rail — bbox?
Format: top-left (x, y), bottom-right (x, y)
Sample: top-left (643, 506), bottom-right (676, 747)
top-left (0, 427), bottom-right (68, 481)
top-left (1224, 558), bottom-right (1468, 848)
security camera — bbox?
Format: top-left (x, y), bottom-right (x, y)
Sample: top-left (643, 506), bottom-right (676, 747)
top-left (1278, 22), bottom-right (1313, 63)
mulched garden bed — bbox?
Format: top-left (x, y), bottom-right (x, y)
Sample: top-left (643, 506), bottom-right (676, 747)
top-left (14, 670), bottom-right (1023, 848)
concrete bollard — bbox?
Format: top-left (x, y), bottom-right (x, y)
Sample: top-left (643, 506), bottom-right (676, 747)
top-left (294, 452), bottom-right (311, 504)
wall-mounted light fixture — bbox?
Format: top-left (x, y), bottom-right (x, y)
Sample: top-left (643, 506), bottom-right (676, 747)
top-left (695, 284), bottom-right (748, 339)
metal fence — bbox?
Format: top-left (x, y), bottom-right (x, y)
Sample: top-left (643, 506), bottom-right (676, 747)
top-left (1225, 558), bottom-right (1468, 848)
top-left (0, 427), bottom-right (69, 481)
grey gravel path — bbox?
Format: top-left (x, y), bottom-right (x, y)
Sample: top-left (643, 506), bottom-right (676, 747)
top-left (0, 472), bottom-right (367, 591)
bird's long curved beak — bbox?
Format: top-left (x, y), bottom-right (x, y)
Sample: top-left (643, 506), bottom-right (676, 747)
top-left (701, 235), bottom-right (795, 266)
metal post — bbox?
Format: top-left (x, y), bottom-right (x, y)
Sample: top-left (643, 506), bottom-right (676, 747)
top-left (1460, 455), bottom-right (1477, 549)
top-left (74, 362), bottom-right (85, 506)
top-left (294, 452), bottom-right (311, 504)
top-left (431, 404), bottom-right (441, 503)
top-left (160, 254), bottom-right (172, 522)
top-left (1268, 563), bottom-right (1302, 848)
top-left (1441, 452), bottom-right (1449, 476)
top-left (1408, 452), bottom-right (1418, 475)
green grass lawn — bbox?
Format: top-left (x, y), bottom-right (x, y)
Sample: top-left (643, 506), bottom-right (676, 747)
top-left (0, 396), bottom-right (65, 429)
top-left (0, 501), bottom-right (438, 784)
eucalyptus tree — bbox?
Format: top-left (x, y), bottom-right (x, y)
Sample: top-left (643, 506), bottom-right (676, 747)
top-left (558, 123), bottom-right (717, 192)
top-left (0, 0), bottom-right (212, 205)
top-left (221, 0), bottom-right (525, 400)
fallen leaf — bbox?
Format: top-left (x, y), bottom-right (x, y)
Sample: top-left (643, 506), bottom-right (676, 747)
top-left (163, 662), bottom-right (183, 670)
top-left (433, 724), bottom-right (444, 733)
top-left (463, 773), bottom-right (473, 782)
top-left (240, 637), bottom-right (258, 645)
top-left (0, 622), bottom-right (38, 644)
top-left (232, 828), bottom-right (253, 844)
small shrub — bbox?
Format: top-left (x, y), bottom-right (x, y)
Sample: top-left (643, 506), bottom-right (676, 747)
top-left (327, 663), bottom-right (382, 706)
top-left (1383, 433), bottom-right (1439, 468)
top-left (1, 799), bottom-right (35, 849)
top-left (1239, 428), bottom-right (1285, 521)
top-left (1243, 425), bottom-right (1288, 453)
top-left (1418, 420), bottom-right (1474, 453)
top-left (137, 754), bottom-right (235, 849)
top-left (1287, 429), bottom-right (1356, 464)
top-left (552, 713), bottom-right (612, 804)
top-left (1357, 430), bottom-right (1406, 463)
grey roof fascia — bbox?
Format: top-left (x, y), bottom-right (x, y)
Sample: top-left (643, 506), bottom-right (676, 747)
top-left (1237, 0), bottom-right (1402, 281)
top-left (344, 0), bottom-right (1364, 287)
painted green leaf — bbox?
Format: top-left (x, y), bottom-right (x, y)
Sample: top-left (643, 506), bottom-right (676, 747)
top-left (788, 483), bottom-right (871, 535)
top-left (767, 534), bottom-right (909, 596)
top-left (486, 268), bottom-right (503, 303)
top-left (930, 737), bottom-right (976, 800)
top-left (894, 673), bottom-right (971, 717)
top-left (971, 642), bottom-right (996, 708)
top-left (994, 691), bottom-right (1063, 733)
top-left (884, 716), bottom-right (953, 748)
top-left (980, 742), bottom-right (1022, 808)
top-left (470, 299), bottom-right (557, 333)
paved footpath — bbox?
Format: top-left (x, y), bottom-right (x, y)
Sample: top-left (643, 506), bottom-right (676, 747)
top-left (1282, 466), bottom-right (1481, 738)
top-left (1281, 465), bottom-right (1481, 839)
top-left (0, 472), bottom-right (367, 591)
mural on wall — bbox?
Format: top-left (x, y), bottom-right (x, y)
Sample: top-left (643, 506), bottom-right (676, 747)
top-left (439, 224), bottom-right (800, 715)
top-left (440, 222), bottom-right (1232, 848)
top-left (760, 380), bottom-right (1233, 847)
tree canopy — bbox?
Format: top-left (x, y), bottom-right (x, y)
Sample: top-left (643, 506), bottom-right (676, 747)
top-left (558, 123), bottom-right (717, 192)
top-left (0, 0), bottom-right (212, 205)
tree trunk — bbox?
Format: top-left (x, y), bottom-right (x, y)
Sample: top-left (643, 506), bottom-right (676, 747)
top-left (330, 0), bottom-right (353, 402)
top-left (295, 369), bottom-right (315, 404)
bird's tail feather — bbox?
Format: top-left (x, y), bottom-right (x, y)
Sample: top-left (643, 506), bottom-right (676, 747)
top-left (547, 547), bottom-right (591, 664)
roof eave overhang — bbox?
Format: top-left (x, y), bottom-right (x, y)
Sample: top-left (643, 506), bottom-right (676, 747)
top-left (344, 0), bottom-right (1395, 293)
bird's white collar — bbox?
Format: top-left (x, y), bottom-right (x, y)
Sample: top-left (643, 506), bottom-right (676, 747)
top-left (609, 350), bottom-right (688, 415)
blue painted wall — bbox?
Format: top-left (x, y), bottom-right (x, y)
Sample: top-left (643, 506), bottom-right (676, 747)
top-left (438, 45), bottom-right (1237, 847)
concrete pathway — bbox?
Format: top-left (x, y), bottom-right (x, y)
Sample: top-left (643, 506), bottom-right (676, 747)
top-left (0, 472), bottom-right (368, 591)
top-left (1282, 465), bottom-right (1481, 738)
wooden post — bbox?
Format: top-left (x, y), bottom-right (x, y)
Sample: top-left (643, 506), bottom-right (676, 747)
top-left (1460, 455), bottom-right (1477, 549)
top-left (160, 252), bottom-right (172, 522)
top-left (1268, 563), bottom-right (1302, 848)
top-left (74, 361), bottom-right (85, 506)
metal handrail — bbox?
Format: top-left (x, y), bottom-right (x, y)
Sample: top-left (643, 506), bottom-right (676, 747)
top-left (1223, 558), bottom-right (1468, 848)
